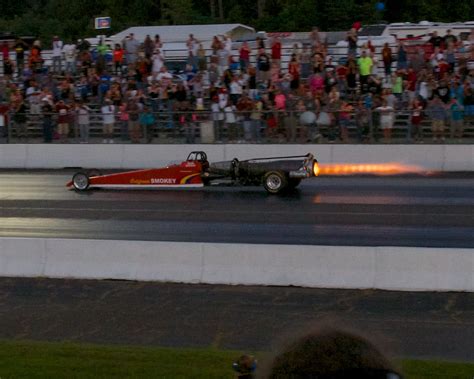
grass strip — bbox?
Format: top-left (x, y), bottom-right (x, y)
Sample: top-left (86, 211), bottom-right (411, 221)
top-left (0, 340), bottom-right (472, 378)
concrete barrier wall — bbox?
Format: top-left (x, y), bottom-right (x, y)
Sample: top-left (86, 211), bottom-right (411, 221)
top-left (0, 238), bottom-right (472, 292)
top-left (0, 144), bottom-right (473, 171)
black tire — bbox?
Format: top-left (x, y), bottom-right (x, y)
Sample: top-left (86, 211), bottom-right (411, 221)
top-left (288, 178), bottom-right (302, 189)
top-left (72, 172), bottom-right (90, 191)
top-left (263, 171), bottom-right (288, 194)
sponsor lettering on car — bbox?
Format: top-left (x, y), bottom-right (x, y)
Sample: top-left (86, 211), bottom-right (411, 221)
top-left (130, 179), bottom-right (151, 185)
top-left (151, 178), bottom-right (177, 184)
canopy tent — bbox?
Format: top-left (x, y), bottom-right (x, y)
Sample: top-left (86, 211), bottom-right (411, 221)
top-left (111, 23), bottom-right (256, 44)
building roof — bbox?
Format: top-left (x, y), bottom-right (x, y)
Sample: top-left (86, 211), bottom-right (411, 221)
top-left (111, 23), bottom-right (256, 43)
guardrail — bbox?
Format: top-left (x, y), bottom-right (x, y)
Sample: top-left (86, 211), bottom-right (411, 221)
top-left (1, 109), bottom-right (473, 144)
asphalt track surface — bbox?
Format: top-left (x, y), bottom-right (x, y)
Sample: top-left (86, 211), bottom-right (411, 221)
top-left (0, 277), bottom-right (473, 361)
top-left (0, 172), bottom-right (473, 361)
top-left (0, 171), bottom-right (473, 247)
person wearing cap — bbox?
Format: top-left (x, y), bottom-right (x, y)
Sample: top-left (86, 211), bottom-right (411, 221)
top-left (52, 36), bottom-right (64, 74)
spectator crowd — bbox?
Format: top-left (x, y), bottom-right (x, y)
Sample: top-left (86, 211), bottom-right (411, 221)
top-left (0, 25), bottom-right (474, 144)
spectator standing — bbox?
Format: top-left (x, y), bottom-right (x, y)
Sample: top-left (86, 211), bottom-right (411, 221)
top-left (62, 41), bottom-right (77, 75)
top-left (426, 96), bottom-right (447, 142)
top-left (13, 99), bottom-right (28, 141)
top-left (124, 33), bottom-right (139, 65)
top-left (13, 38), bottom-right (28, 77)
top-left (76, 101), bottom-right (91, 143)
top-left (139, 106), bottom-right (155, 143)
top-left (410, 98), bottom-right (424, 143)
top-left (449, 97), bottom-right (464, 140)
top-left (256, 48), bottom-right (271, 85)
top-left (271, 38), bottom-right (282, 67)
top-left (151, 49), bottom-right (165, 75)
top-left (224, 100), bottom-right (237, 143)
top-left (55, 100), bottom-right (70, 143)
top-left (357, 51), bottom-right (373, 91)
top-left (382, 43), bottom-right (392, 77)
top-left (217, 45), bottom-right (230, 77)
top-left (223, 35), bottom-right (232, 54)
top-left (1, 41), bottom-right (9, 61)
top-left (428, 31), bottom-right (443, 49)
top-left (126, 99), bottom-right (141, 143)
top-left (376, 99), bottom-right (395, 142)
top-left (29, 41), bottom-right (43, 73)
top-left (101, 99), bottom-right (115, 143)
top-left (41, 99), bottom-right (54, 143)
top-left (197, 44), bottom-right (207, 72)
top-left (113, 44), bottom-right (124, 75)
top-left (154, 35), bottom-right (163, 50)
top-left (347, 28), bottom-right (358, 58)
top-left (300, 45), bottom-right (311, 79)
top-left (396, 43), bottom-right (408, 71)
top-left (288, 54), bottom-right (300, 90)
top-left (3, 57), bottom-right (14, 78)
top-left (211, 96), bottom-right (224, 142)
top-left (51, 36), bottom-right (63, 74)
top-left (443, 29), bottom-right (458, 48)
top-left (118, 102), bottom-right (129, 141)
top-left (239, 41), bottom-right (251, 72)
top-left (144, 34), bottom-right (154, 59)
top-left (187, 33), bottom-right (199, 68)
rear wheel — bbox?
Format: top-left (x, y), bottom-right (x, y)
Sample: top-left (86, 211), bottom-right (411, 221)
top-left (263, 171), bottom-right (288, 194)
top-left (72, 172), bottom-right (90, 191)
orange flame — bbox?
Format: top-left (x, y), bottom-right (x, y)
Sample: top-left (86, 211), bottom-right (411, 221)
top-left (318, 163), bottom-right (424, 176)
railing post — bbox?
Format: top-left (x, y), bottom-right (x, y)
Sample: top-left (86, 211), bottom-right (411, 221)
top-left (369, 109), bottom-right (374, 143)
top-left (7, 111), bottom-right (12, 144)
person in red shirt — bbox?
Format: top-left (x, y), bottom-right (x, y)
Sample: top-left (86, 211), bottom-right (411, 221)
top-left (271, 38), bottom-right (282, 67)
top-left (113, 44), bottom-right (124, 75)
top-left (406, 67), bottom-right (417, 103)
top-left (55, 100), bottom-right (70, 143)
top-left (239, 41), bottom-right (251, 72)
top-left (1, 41), bottom-right (9, 61)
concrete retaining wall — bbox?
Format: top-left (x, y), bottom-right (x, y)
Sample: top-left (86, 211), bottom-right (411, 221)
top-left (0, 238), bottom-right (472, 292)
top-left (0, 144), bottom-right (473, 171)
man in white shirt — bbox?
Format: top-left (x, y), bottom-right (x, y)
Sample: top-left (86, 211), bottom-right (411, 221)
top-left (52, 36), bottom-right (63, 74)
top-left (62, 42), bottom-right (77, 75)
top-left (101, 99), bottom-right (116, 143)
top-left (187, 34), bottom-right (198, 67)
top-left (152, 49), bottom-right (165, 75)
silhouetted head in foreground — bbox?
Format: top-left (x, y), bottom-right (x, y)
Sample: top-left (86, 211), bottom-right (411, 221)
top-left (266, 329), bottom-right (403, 379)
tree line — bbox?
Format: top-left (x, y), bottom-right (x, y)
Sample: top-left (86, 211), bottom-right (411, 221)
top-left (0, 0), bottom-right (473, 44)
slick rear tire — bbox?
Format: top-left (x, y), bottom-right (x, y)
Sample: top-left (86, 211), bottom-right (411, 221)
top-left (72, 172), bottom-right (90, 191)
top-left (263, 171), bottom-right (288, 194)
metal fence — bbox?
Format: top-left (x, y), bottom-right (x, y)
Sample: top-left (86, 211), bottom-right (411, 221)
top-left (1, 109), bottom-right (473, 144)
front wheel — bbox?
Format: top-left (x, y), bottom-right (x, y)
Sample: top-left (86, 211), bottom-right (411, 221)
top-left (72, 172), bottom-right (90, 191)
top-left (263, 171), bottom-right (288, 194)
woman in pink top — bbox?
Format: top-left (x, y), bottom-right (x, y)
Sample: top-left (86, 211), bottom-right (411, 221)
top-left (309, 73), bottom-right (324, 96)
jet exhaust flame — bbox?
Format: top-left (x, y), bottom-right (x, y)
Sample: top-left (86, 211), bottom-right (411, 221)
top-left (318, 163), bottom-right (425, 176)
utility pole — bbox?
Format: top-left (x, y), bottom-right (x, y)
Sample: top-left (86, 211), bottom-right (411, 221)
top-left (257, 0), bottom-right (265, 18)
top-left (218, 0), bottom-right (224, 21)
top-left (210, 0), bottom-right (216, 19)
